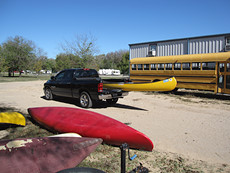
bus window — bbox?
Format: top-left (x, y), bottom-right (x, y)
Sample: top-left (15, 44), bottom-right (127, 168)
top-left (132, 64), bottom-right (137, 70)
top-left (158, 64), bottom-right (164, 70)
top-left (182, 63), bottom-right (190, 70)
top-left (218, 75), bottom-right (224, 88)
top-left (174, 63), bottom-right (181, 70)
top-left (202, 62), bottom-right (215, 70)
top-left (227, 63), bottom-right (230, 72)
top-left (227, 76), bottom-right (230, 89)
top-left (192, 62), bottom-right (201, 70)
top-left (219, 63), bottom-right (225, 72)
top-left (138, 64), bottom-right (143, 70)
top-left (144, 64), bottom-right (149, 70)
top-left (151, 64), bottom-right (157, 70)
top-left (165, 63), bottom-right (172, 70)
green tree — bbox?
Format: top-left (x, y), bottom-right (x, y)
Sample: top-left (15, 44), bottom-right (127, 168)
top-left (55, 53), bottom-right (82, 71)
top-left (98, 50), bottom-right (129, 73)
top-left (33, 58), bottom-right (43, 74)
top-left (118, 51), bottom-right (129, 74)
top-left (45, 58), bottom-right (56, 73)
top-left (1, 36), bottom-right (36, 76)
top-left (0, 45), bottom-right (7, 73)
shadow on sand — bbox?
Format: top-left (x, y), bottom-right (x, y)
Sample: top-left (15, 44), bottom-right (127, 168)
top-left (169, 90), bottom-right (230, 101)
top-left (40, 96), bottom-right (148, 111)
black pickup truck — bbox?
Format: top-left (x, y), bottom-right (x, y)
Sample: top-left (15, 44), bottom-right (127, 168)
top-left (43, 68), bottom-right (128, 108)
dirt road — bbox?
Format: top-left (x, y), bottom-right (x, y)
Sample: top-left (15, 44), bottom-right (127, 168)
top-left (0, 80), bottom-right (230, 166)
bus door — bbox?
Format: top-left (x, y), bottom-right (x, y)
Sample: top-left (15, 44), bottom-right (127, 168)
top-left (226, 62), bottom-right (230, 94)
top-left (218, 62), bottom-right (230, 94)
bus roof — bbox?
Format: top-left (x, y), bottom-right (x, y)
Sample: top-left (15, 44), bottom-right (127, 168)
top-left (130, 52), bottom-right (230, 64)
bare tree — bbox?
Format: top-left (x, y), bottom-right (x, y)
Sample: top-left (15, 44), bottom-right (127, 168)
top-left (60, 33), bottom-right (99, 68)
top-left (61, 33), bottom-right (99, 58)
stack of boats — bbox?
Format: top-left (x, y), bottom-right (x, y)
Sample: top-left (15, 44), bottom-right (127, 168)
top-left (0, 107), bottom-right (153, 173)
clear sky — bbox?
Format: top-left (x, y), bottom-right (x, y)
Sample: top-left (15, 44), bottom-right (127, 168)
top-left (1, 0), bottom-right (230, 59)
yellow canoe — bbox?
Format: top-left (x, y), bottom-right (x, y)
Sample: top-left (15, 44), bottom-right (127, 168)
top-left (103, 77), bottom-right (177, 92)
top-left (0, 112), bottom-right (26, 126)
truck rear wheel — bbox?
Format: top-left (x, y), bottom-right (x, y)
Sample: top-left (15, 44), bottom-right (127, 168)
top-left (80, 91), bottom-right (93, 108)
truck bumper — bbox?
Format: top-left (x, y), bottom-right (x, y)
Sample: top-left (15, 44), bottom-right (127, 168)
top-left (98, 91), bottom-right (129, 100)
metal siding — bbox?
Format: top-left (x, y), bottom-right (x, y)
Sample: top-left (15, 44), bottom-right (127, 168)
top-left (130, 44), bottom-right (149, 59)
top-left (189, 36), bottom-right (225, 54)
top-left (157, 40), bottom-right (187, 56)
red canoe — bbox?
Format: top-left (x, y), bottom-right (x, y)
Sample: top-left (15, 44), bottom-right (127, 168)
top-left (28, 107), bottom-right (153, 151)
top-left (0, 137), bottom-right (102, 173)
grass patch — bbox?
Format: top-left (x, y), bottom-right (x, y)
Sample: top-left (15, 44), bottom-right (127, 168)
top-left (0, 74), bottom-right (51, 82)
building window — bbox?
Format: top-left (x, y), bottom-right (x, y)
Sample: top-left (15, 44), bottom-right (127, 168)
top-left (138, 64), bottom-right (143, 70)
top-left (182, 63), bottom-right (190, 70)
top-left (151, 64), bottom-right (157, 70)
top-left (144, 64), bottom-right (149, 70)
top-left (227, 37), bottom-right (230, 45)
top-left (149, 45), bottom-right (157, 56)
top-left (132, 64), bottom-right (137, 70)
top-left (192, 62), bottom-right (201, 70)
top-left (174, 63), bottom-right (181, 70)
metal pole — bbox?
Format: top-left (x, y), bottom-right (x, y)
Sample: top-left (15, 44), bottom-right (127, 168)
top-left (120, 143), bottom-right (128, 173)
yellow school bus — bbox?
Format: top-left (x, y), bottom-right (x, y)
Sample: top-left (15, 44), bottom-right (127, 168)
top-left (130, 52), bottom-right (230, 94)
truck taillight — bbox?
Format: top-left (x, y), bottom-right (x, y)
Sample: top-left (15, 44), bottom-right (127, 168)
top-left (98, 83), bottom-right (103, 92)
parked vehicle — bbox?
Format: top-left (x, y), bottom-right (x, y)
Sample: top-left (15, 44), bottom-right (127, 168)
top-left (98, 69), bottom-right (121, 75)
top-left (43, 68), bottom-right (128, 108)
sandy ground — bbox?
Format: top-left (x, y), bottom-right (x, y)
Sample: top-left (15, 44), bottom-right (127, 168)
top-left (0, 80), bottom-right (230, 167)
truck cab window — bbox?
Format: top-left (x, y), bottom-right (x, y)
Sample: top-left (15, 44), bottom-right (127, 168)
top-left (64, 70), bottom-right (73, 80)
top-left (89, 70), bottom-right (99, 77)
top-left (55, 71), bottom-right (65, 81)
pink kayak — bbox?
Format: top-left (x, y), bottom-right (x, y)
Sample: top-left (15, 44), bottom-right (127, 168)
top-left (0, 137), bottom-right (102, 173)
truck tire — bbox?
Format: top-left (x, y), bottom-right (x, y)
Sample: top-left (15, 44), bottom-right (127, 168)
top-left (80, 91), bottom-right (93, 108)
top-left (106, 98), bottom-right (118, 105)
top-left (44, 87), bottom-right (53, 100)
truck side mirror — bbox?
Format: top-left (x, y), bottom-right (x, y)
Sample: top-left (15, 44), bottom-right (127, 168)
top-left (51, 76), bottom-right (55, 80)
